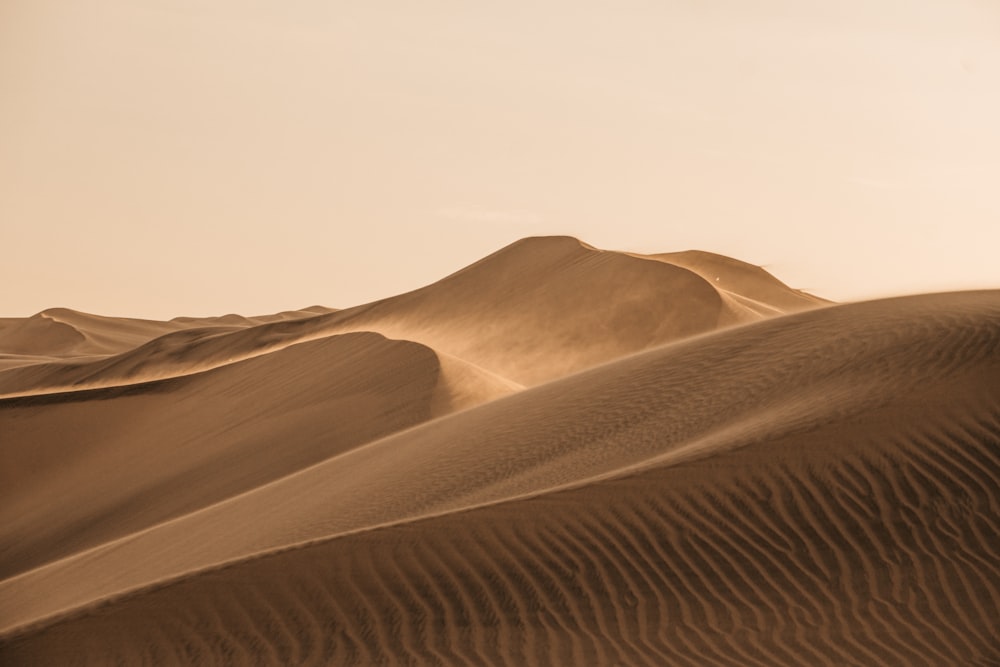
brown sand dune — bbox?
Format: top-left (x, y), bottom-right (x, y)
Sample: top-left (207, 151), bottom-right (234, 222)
top-left (0, 309), bottom-right (173, 373)
top-left (0, 311), bottom-right (91, 362)
top-left (432, 353), bottom-right (525, 415)
top-left (1, 287), bottom-right (997, 666)
top-left (645, 251), bottom-right (813, 321)
top-left (0, 237), bottom-right (821, 577)
top-left (0, 324), bottom-right (247, 393)
top-left (0, 307), bottom-right (333, 394)
top-left (0, 237), bottom-right (822, 397)
top-left (315, 236), bottom-right (827, 387)
top-left (649, 250), bottom-right (822, 312)
top-left (0, 308), bottom-right (187, 360)
top-left (0, 332), bottom-right (452, 579)
top-left (252, 305), bottom-right (339, 322)
top-left (171, 306), bottom-right (334, 327)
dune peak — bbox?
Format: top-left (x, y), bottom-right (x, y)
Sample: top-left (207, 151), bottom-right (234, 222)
top-left (3, 240), bottom-right (998, 667)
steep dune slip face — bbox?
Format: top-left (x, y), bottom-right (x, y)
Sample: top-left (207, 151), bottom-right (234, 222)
top-left (1, 285), bottom-right (998, 666)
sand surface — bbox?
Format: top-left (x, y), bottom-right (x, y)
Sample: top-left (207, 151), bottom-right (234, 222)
top-left (1, 237), bottom-right (997, 666)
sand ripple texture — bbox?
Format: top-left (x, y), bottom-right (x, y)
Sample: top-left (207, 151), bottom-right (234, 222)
top-left (1, 238), bottom-right (998, 666)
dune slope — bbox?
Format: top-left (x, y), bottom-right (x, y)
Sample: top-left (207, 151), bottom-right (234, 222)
top-left (0, 308), bottom-right (329, 395)
top-left (0, 237), bottom-right (823, 397)
top-left (1, 289), bottom-right (997, 666)
top-left (318, 236), bottom-right (827, 386)
top-left (0, 332), bottom-right (444, 578)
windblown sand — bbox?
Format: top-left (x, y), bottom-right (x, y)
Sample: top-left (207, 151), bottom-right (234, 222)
top-left (1, 237), bottom-right (997, 666)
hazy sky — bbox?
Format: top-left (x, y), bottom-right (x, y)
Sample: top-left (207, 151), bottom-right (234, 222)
top-left (3, 0), bottom-right (998, 318)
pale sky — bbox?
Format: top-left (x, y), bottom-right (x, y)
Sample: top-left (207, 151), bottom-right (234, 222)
top-left (2, 0), bottom-right (998, 318)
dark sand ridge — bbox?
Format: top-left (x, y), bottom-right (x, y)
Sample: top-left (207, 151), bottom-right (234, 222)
top-left (0, 237), bottom-right (825, 397)
top-left (2, 290), bottom-right (997, 666)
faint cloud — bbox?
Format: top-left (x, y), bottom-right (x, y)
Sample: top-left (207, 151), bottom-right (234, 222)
top-left (435, 206), bottom-right (544, 226)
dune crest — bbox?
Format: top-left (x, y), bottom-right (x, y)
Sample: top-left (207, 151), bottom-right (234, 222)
top-left (0, 237), bottom-right (819, 397)
top-left (2, 239), bottom-right (997, 666)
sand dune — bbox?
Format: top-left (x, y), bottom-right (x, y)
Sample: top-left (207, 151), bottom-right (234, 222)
top-left (312, 236), bottom-right (827, 386)
top-left (0, 332), bottom-right (445, 578)
top-left (1, 238), bottom-right (997, 666)
top-left (0, 307), bottom-right (332, 394)
top-left (0, 308), bottom-right (178, 359)
top-left (650, 250), bottom-right (824, 316)
top-left (0, 308), bottom-right (182, 373)
top-left (0, 237), bottom-right (822, 397)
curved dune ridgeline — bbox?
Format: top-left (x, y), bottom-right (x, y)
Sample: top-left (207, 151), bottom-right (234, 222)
top-left (0, 237), bottom-right (823, 397)
top-left (0, 333), bottom-right (444, 578)
top-left (1, 238), bottom-right (998, 666)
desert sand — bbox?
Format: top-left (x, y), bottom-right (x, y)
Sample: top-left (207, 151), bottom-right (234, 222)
top-left (1, 237), bottom-right (997, 666)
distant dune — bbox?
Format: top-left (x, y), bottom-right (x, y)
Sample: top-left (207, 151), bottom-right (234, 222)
top-left (1, 238), bottom-right (997, 666)
top-left (0, 237), bottom-right (823, 397)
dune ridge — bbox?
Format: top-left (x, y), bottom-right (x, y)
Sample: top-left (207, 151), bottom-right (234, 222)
top-left (8, 396), bottom-right (995, 666)
top-left (1, 238), bottom-right (997, 666)
top-left (0, 237), bottom-right (822, 398)
top-left (0, 331), bottom-right (449, 578)
top-left (2, 289), bottom-right (998, 665)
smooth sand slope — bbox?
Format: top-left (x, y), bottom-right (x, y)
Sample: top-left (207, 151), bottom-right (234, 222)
top-left (2, 238), bottom-right (998, 666)
top-left (0, 333), bottom-right (443, 578)
top-left (0, 238), bottom-right (818, 579)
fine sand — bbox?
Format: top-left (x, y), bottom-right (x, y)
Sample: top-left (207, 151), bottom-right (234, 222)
top-left (1, 237), bottom-right (997, 666)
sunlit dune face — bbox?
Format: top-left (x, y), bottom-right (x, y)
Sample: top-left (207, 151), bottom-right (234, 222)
top-left (1, 238), bottom-right (998, 663)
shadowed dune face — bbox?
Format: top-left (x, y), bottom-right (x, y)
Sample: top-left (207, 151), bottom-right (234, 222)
top-left (0, 333), bottom-right (442, 578)
top-left (1, 238), bottom-right (998, 666)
